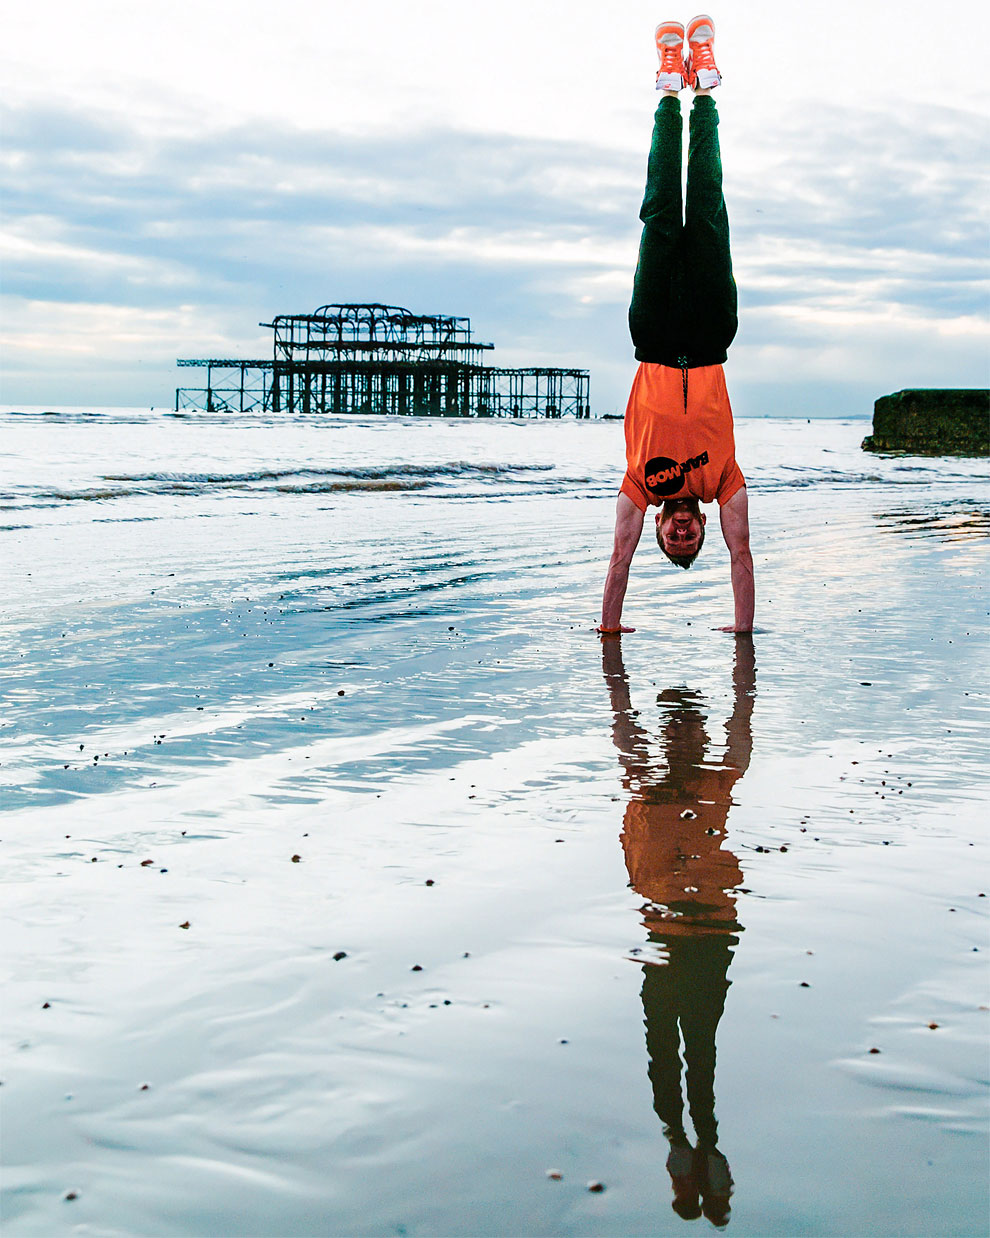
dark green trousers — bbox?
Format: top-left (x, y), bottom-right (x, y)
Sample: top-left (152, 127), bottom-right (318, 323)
top-left (628, 95), bottom-right (737, 368)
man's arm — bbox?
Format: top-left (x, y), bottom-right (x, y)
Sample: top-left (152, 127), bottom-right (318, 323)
top-left (718, 486), bottom-right (754, 632)
top-left (599, 492), bottom-right (645, 633)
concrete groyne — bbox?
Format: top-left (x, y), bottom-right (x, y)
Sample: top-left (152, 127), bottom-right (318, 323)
top-left (862, 389), bottom-right (989, 455)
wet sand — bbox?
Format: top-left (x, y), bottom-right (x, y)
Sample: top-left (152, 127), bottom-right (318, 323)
top-left (1, 412), bottom-right (988, 1236)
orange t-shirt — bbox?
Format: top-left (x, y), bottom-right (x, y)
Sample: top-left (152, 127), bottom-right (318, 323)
top-left (619, 362), bottom-right (745, 512)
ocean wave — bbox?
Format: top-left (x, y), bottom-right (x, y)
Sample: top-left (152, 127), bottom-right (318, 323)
top-left (750, 470), bottom-right (977, 493)
top-left (101, 462), bottom-right (554, 485)
top-left (1, 461), bottom-right (566, 509)
top-left (11, 478), bottom-right (439, 504)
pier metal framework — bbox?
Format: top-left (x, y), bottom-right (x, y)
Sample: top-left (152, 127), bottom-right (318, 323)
top-left (175, 359), bottom-right (272, 413)
top-left (175, 303), bottom-right (591, 418)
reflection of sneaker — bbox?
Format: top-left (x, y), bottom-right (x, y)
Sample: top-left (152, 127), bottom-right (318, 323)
top-left (687, 14), bottom-right (721, 89)
top-left (696, 1147), bottom-right (733, 1228)
top-left (655, 20), bottom-right (688, 92)
top-left (666, 1143), bottom-right (702, 1220)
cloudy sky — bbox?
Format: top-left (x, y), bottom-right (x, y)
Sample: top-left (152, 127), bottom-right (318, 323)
top-left (1, 0), bottom-right (987, 414)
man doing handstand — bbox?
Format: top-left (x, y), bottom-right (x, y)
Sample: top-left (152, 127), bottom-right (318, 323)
top-left (599, 16), bottom-right (754, 635)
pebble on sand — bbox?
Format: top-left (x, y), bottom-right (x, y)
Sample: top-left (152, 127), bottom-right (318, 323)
top-left (546, 1170), bottom-right (563, 1181)
top-left (587, 1181), bottom-right (605, 1193)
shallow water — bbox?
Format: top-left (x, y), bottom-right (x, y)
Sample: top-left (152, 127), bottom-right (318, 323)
top-left (2, 409), bottom-right (988, 1236)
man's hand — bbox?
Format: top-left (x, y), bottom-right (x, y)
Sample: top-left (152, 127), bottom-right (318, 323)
top-left (600, 493), bottom-right (645, 632)
top-left (719, 487), bottom-right (754, 633)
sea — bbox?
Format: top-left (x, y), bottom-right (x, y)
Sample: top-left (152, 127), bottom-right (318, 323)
top-left (2, 406), bottom-right (988, 1237)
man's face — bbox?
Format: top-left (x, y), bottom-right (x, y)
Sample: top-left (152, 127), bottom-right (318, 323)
top-left (656, 497), bottom-right (707, 557)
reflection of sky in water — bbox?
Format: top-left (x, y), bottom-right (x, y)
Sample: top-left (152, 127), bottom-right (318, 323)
top-left (874, 503), bottom-right (990, 541)
top-left (1, 412), bottom-right (987, 1236)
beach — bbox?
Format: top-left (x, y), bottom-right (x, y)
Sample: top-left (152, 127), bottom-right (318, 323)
top-left (2, 408), bottom-right (988, 1237)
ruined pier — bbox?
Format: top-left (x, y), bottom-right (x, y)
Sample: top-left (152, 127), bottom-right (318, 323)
top-left (176, 303), bottom-right (591, 418)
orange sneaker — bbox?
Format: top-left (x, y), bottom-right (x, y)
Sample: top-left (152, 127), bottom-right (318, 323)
top-left (686, 14), bottom-right (721, 90)
top-left (655, 21), bottom-right (688, 92)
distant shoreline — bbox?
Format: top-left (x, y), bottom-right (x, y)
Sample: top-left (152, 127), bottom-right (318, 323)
top-left (1, 405), bottom-right (874, 421)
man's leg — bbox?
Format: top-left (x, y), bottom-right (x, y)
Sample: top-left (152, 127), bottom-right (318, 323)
top-left (628, 95), bottom-right (686, 360)
top-left (683, 94), bottom-right (738, 359)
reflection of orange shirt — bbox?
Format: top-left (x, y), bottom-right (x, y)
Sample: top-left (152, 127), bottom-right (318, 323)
top-left (620, 363), bottom-right (745, 513)
top-left (621, 765), bottom-right (744, 936)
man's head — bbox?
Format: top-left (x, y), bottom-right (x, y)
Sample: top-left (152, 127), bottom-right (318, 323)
top-left (656, 496), bottom-right (706, 568)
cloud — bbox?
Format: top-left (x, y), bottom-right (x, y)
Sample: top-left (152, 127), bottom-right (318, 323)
top-left (1, 97), bottom-right (986, 413)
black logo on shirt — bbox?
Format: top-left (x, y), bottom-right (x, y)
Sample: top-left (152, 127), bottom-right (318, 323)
top-left (644, 452), bottom-right (710, 497)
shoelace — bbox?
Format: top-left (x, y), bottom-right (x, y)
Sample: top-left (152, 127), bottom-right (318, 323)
top-left (658, 43), bottom-right (686, 75)
top-left (690, 39), bottom-right (716, 72)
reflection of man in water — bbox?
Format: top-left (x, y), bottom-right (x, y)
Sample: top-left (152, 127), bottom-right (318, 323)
top-left (603, 635), bottom-right (755, 1227)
